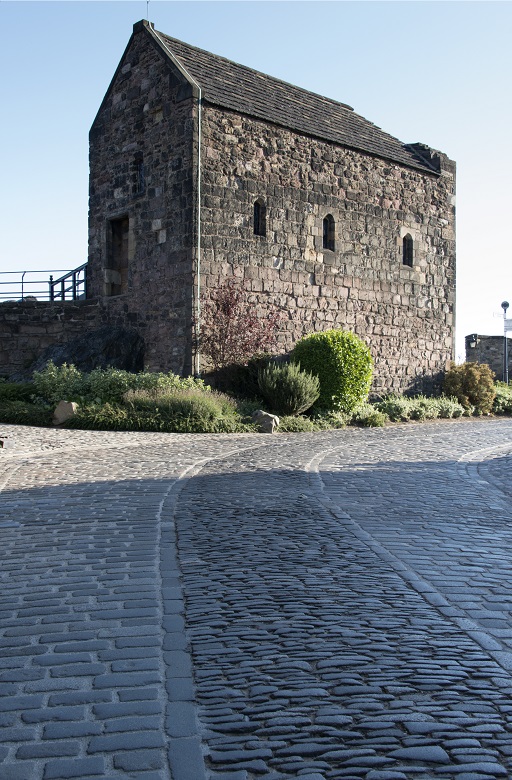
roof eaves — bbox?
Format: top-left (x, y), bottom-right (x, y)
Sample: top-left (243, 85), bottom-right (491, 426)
top-left (201, 97), bottom-right (440, 176)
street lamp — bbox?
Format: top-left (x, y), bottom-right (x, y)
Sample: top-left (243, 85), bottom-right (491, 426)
top-left (502, 301), bottom-right (509, 384)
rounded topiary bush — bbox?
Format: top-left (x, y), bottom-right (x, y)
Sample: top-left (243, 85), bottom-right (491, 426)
top-left (443, 362), bottom-right (496, 415)
top-left (292, 329), bottom-right (373, 413)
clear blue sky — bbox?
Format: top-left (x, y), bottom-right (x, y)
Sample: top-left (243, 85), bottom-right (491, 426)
top-left (1, 0), bottom-right (511, 361)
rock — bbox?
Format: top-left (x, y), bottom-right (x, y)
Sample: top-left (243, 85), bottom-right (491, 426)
top-left (53, 401), bottom-right (79, 426)
top-left (252, 410), bottom-right (280, 433)
top-left (9, 326), bottom-right (145, 381)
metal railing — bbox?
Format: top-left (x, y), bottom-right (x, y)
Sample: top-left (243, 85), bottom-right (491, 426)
top-left (0, 264), bottom-right (88, 302)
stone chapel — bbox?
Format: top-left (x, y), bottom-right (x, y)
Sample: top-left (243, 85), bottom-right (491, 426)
top-left (2, 20), bottom-right (457, 391)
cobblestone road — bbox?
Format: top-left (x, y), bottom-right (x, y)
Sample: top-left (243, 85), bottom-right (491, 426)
top-left (1, 419), bottom-right (512, 780)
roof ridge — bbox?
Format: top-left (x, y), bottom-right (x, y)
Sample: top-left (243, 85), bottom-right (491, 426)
top-left (157, 30), bottom-right (355, 113)
top-left (148, 26), bottom-right (440, 175)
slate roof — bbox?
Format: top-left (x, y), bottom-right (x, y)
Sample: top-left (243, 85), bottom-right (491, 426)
top-left (155, 28), bottom-right (438, 175)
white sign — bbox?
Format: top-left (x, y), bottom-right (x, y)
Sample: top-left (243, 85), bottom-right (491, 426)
top-left (505, 319), bottom-right (512, 332)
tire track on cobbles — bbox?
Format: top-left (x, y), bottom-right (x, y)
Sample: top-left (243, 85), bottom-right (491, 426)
top-left (174, 422), bottom-right (512, 779)
top-left (0, 429), bottom-right (264, 780)
top-left (4, 421), bottom-right (512, 780)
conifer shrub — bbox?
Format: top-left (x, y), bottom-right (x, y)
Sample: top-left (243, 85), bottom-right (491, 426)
top-left (443, 362), bottom-right (496, 415)
top-left (292, 330), bottom-right (372, 413)
top-left (257, 362), bottom-right (320, 416)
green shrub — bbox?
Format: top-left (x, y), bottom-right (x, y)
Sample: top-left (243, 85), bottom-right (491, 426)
top-left (435, 396), bottom-right (465, 418)
top-left (32, 361), bottom-right (209, 405)
top-left (375, 395), bottom-right (412, 422)
top-left (257, 362), bottom-right (320, 415)
top-left (33, 362), bottom-right (84, 404)
top-left (493, 382), bottom-right (512, 415)
top-left (350, 403), bottom-right (387, 427)
top-left (206, 355), bottom-right (273, 397)
top-left (0, 401), bottom-right (53, 427)
top-left (443, 362), bottom-right (496, 415)
top-left (123, 388), bottom-right (247, 433)
top-left (0, 382), bottom-right (34, 402)
top-left (88, 368), bottom-right (209, 404)
top-left (292, 330), bottom-right (372, 413)
top-left (127, 387), bottom-right (233, 418)
top-left (407, 395), bottom-right (440, 421)
top-left (278, 415), bottom-right (317, 432)
top-left (311, 410), bottom-right (349, 429)
top-left (376, 393), bottom-right (464, 421)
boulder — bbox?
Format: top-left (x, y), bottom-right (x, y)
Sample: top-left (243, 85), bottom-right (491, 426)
top-left (53, 401), bottom-right (79, 426)
top-left (252, 409), bottom-right (280, 433)
top-left (9, 326), bottom-right (145, 381)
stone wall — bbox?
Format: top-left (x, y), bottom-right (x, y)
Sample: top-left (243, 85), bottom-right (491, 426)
top-left (465, 334), bottom-right (512, 382)
top-left (0, 299), bottom-right (146, 378)
top-left (87, 24), bottom-right (197, 375)
top-left (199, 107), bottom-right (456, 395)
top-left (0, 300), bottom-right (98, 377)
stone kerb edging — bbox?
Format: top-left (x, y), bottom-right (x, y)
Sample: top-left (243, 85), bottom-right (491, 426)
top-left (457, 441), bottom-right (512, 496)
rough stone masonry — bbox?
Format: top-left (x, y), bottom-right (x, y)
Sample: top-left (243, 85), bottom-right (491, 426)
top-left (1, 20), bottom-right (455, 393)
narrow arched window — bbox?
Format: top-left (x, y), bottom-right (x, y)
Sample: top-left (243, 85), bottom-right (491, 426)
top-left (254, 199), bottom-right (266, 237)
top-left (403, 234), bottom-right (413, 267)
top-left (323, 214), bottom-right (335, 251)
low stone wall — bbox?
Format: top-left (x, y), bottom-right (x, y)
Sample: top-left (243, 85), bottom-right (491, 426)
top-left (0, 300), bottom-right (100, 377)
top-left (0, 295), bottom-right (194, 379)
top-left (465, 334), bottom-right (512, 382)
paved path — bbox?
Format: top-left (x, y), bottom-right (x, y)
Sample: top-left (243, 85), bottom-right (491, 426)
top-left (1, 419), bottom-right (512, 780)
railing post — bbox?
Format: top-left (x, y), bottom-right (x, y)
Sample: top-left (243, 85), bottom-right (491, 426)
top-left (0, 264), bottom-right (88, 302)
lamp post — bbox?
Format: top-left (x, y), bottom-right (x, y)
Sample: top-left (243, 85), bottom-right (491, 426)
top-left (502, 301), bottom-right (509, 384)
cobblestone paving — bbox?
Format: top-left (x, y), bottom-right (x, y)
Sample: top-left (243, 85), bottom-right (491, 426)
top-left (1, 420), bottom-right (512, 780)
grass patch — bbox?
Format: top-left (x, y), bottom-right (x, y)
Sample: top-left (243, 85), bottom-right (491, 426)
top-left (65, 389), bottom-right (255, 433)
top-left (0, 400), bottom-right (53, 427)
